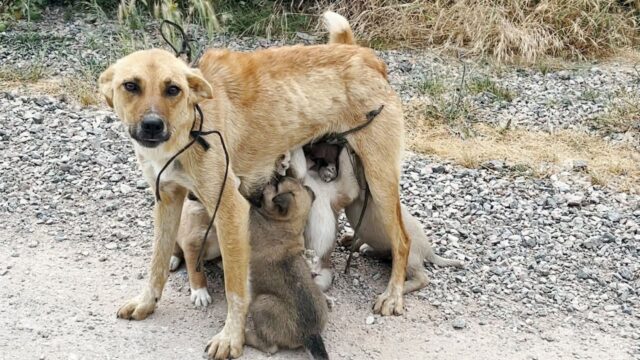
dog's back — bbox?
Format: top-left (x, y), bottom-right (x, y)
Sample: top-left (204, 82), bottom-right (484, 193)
top-left (247, 178), bottom-right (329, 359)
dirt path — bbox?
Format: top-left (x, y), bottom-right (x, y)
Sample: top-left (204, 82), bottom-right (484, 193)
top-left (0, 225), bottom-right (633, 360)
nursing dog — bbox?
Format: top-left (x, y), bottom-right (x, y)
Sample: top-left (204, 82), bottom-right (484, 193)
top-left (98, 11), bottom-right (409, 359)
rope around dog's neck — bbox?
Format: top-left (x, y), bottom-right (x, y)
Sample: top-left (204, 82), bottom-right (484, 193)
top-left (160, 20), bottom-right (204, 66)
top-left (156, 20), bottom-right (228, 272)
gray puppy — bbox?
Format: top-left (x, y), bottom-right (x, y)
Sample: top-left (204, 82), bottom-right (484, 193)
top-left (246, 177), bottom-right (329, 359)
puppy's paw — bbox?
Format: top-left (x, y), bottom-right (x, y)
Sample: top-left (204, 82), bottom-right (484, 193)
top-left (205, 328), bottom-right (244, 359)
top-left (275, 152), bottom-right (291, 176)
top-left (116, 295), bottom-right (156, 320)
top-left (325, 294), bottom-right (336, 311)
top-left (313, 268), bottom-right (333, 292)
top-left (373, 289), bottom-right (404, 316)
top-left (169, 255), bottom-right (182, 271)
top-left (319, 164), bottom-right (338, 182)
top-left (190, 287), bottom-right (212, 307)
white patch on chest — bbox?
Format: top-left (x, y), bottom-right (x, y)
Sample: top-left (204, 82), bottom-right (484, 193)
top-left (134, 145), bottom-right (195, 191)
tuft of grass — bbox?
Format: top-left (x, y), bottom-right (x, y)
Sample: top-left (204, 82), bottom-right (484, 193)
top-left (417, 76), bottom-right (446, 97)
top-left (580, 89), bottom-right (600, 102)
top-left (0, 64), bottom-right (47, 82)
top-left (592, 89), bottom-right (640, 135)
top-left (310, 0), bottom-right (640, 63)
top-left (405, 99), bottom-right (640, 191)
top-left (468, 76), bottom-right (514, 102)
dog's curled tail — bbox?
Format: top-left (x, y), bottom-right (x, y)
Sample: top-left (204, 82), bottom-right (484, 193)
top-left (304, 333), bottom-right (329, 360)
top-left (323, 11), bottom-right (355, 45)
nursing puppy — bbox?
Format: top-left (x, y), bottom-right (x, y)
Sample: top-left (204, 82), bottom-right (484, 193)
top-left (288, 146), bottom-right (462, 293)
top-left (288, 146), bottom-right (359, 291)
top-left (99, 11), bottom-right (409, 359)
top-left (343, 202), bottom-right (464, 293)
top-left (246, 177), bottom-right (329, 359)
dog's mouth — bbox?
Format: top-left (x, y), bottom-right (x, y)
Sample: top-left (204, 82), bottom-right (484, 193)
top-left (130, 130), bottom-right (171, 148)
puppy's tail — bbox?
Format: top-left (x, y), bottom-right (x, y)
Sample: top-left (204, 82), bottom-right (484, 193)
top-left (322, 10), bottom-right (355, 45)
top-left (425, 247), bottom-right (464, 268)
top-left (304, 334), bottom-right (329, 360)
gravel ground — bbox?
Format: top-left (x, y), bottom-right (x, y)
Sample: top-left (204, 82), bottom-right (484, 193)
top-left (1, 9), bottom-right (639, 360)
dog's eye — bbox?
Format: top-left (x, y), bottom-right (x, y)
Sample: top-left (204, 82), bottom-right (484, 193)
top-left (166, 85), bottom-right (181, 97)
top-left (123, 82), bottom-right (139, 93)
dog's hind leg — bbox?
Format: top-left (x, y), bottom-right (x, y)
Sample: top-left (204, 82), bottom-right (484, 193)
top-left (346, 103), bottom-right (410, 316)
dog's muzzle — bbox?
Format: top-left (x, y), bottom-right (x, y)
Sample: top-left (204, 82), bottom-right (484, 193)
top-left (131, 114), bottom-right (170, 148)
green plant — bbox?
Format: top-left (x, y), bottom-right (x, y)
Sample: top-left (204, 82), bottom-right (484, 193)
top-left (417, 76), bottom-right (446, 97)
top-left (468, 76), bottom-right (514, 102)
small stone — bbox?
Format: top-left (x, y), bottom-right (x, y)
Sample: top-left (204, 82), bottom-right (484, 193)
top-left (606, 212), bottom-right (621, 222)
top-left (576, 269), bottom-right (591, 280)
top-left (365, 316), bottom-right (375, 325)
top-left (572, 160), bottom-right (588, 171)
top-left (105, 242), bottom-right (118, 250)
top-left (452, 318), bottom-right (466, 329)
top-left (136, 180), bottom-right (148, 189)
top-left (558, 70), bottom-right (571, 80)
top-left (136, 272), bottom-right (144, 280)
top-left (120, 184), bottom-right (132, 195)
top-left (618, 268), bottom-right (634, 281)
top-left (482, 160), bottom-right (504, 170)
top-left (604, 304), bottom-right (620, 312)
top-left (566, 194), bottom-right (584, 207)
top-left (27, 241), bottom-right (38, 248)
top-left (55, 234), bottom-right (66, 242)
top-left (431, 164), bottom-right (446, 174)
top-left (0, 269), bottom-right (8, 276)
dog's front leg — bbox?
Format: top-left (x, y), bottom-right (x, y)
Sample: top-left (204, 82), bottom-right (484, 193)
top-left (200, 175), bottom-right (250, 360)
top-left (117, 183), bottom-right (186, 320)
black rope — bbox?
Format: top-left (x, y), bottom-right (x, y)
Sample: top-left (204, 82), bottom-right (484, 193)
top-left (160, 19), bottom-right (204, 66)
top-left (343, 152), bottom-right (369, 275)
top-left (160, 20), bottom-right (192, 63)
top-left (157, 20), bottom-right (228, 272)
top-left (153, 105), bottom-right (229, 273)
top-left (321, 105), bottom-right (385, 146)
top-left (312, 105), bottom-right (384, 274)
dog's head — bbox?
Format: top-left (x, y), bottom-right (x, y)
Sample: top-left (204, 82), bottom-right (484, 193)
top-left (98, 49), bottom-right (212, 150)
top-left (259, 177), bottom-right (315, 223)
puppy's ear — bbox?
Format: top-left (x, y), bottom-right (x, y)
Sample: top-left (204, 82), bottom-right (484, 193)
top-left (272, 192), bottom-right (293, 216)
top-left (98, 65), bottom-right (115, 108)
top-left (187, 69), bottom-right (213, 103)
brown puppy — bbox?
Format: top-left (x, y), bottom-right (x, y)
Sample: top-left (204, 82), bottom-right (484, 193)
top-left (246, 177), bottom-right (329, 359)
top-left (169, 193), bottom-right (220, 307)
top-left (99, 11), bottom-right (409, 359)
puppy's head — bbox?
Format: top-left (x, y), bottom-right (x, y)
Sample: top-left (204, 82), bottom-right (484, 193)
top-left (259, 177), bottom-right (315, 223)
top-left (98, 49), bottom-right (212, 149)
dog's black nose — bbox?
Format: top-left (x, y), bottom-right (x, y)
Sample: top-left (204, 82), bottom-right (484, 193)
top-left (140, 114), bottom-right (165, 135)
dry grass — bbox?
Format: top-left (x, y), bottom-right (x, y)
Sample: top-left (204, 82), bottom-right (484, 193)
top-left (315, 0), bottom-right (640, 63)
top-left (405, 100), bottom-right (640, 192)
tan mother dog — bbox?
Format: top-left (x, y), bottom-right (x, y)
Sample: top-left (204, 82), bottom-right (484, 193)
top-left (98, 12), bottom-right (409, 359)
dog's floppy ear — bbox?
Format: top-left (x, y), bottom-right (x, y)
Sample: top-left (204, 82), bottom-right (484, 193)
top-left (272, 191), bottom-right (293, 216)
top-left (98, 65), bottom-right (115, 108)
top-left (187, 69), bottom-right (213, 103)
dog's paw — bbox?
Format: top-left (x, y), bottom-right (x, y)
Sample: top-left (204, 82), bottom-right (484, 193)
top-left (190, 287), bottom-right (212, 307)
top-left (205, 328), bottom-right (244, 359)
top-left (169, 255), bottom-right (182, 271)
top-left (116, 296), bottom-right (156, 320)
top-left (373, 289), bottom-right (404, 316)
